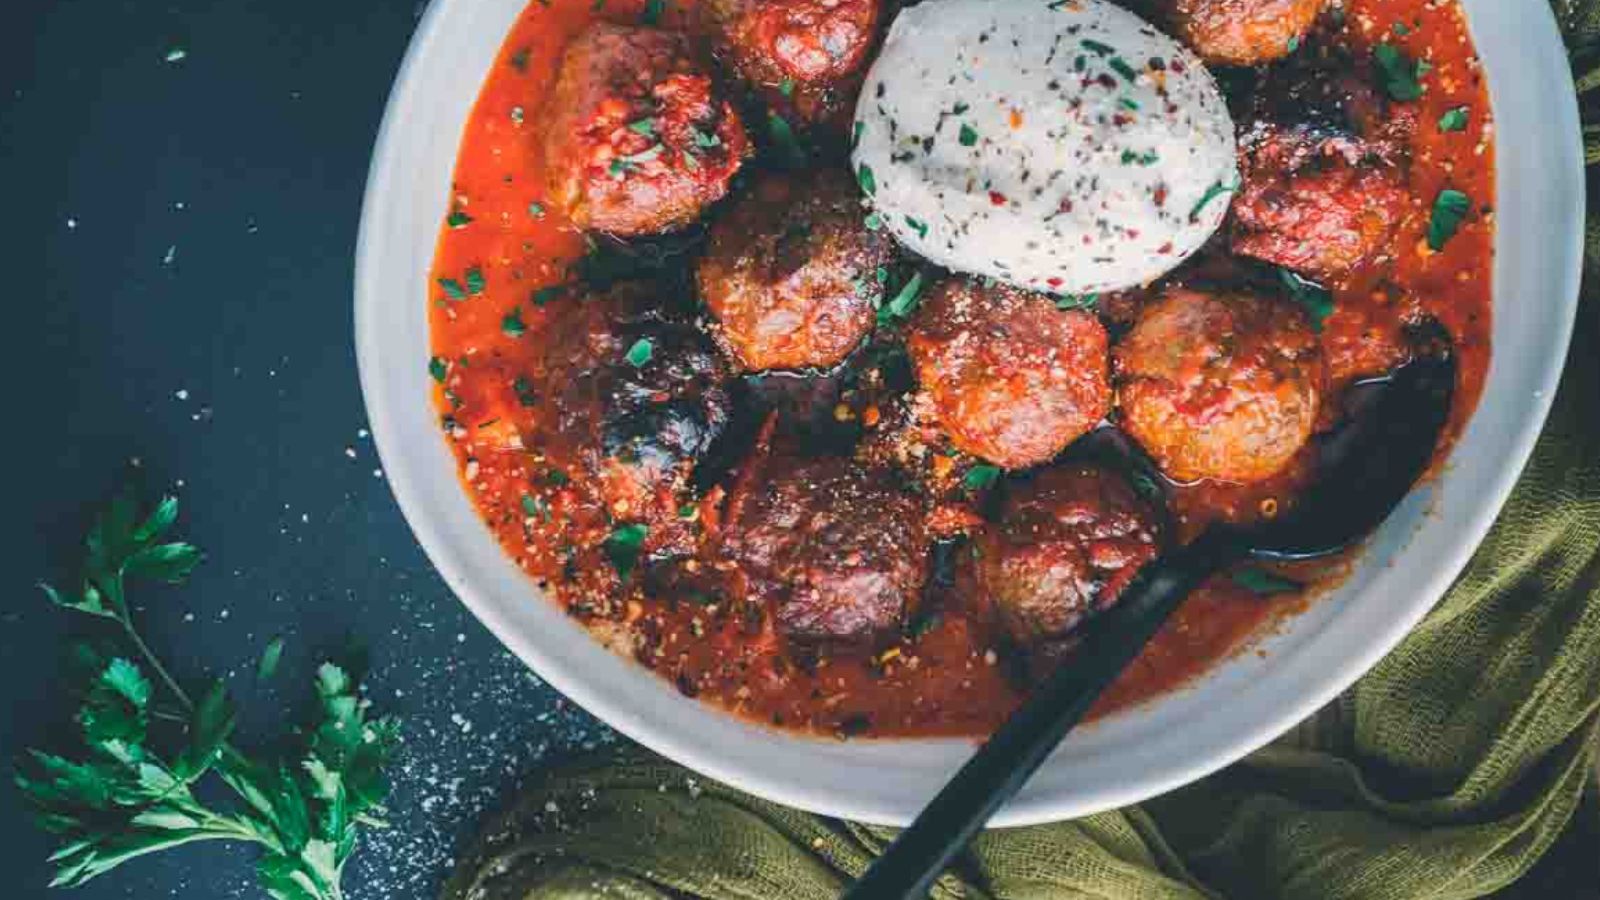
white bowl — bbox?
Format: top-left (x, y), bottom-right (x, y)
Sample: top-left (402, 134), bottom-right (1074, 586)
top-left (356, 0), bottom-right (1584, 826)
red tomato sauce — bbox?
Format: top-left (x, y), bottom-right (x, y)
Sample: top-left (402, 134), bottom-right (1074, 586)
top-left (426, 0), bottom-right (1493, 738)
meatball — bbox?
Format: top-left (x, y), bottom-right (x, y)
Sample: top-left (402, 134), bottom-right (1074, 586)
top-left (703, 0), bottom-right (879, 121)
top-left (1231, 126), bottom-right (1409, 281)
top-left (970, 465), bottom-right (1162, 669)
top-left (543, 23), bottom-right (750, 235)
top-left (696, 171), bottom-right (893, 371)
top-left (1170, 0), bottom-right (1326, 66)
top-left (722, 457), bottom-right (928, 652)
top-left (522, 284), bottom-right (733, 556)
top-left (907, 280), bottom-right (1111, 470)
top-left (1115, 287), bottom-right (1324, 484)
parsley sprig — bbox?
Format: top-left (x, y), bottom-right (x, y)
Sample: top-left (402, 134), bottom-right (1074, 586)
top-left (20, 490), bottom-right (399, 899)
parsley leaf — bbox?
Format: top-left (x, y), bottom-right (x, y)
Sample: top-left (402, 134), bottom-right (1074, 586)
top-left (502, 306), bottom-right (527, 338)
top-left (1427, 188), bottom-right (1471, 250)
top-left (958, 123), bottom-right (978, 147)
top-left (1189, 179), bottom-right (1237, 221)
top-left (857, 162), bottom-right (877, 196)
top-left (447, 210), bottom-right (473, 229)
top-left (876, 271), bottom-right (926, 326)
top-left (641, 0), bottom-right (665, 25)
top-left (1438, 106), bottom-right (1470, 132)
top-left (1373, 44), bottom-right (1425, 101)
top-left (605, 523), bottom-right (650, 580)
top-left (625, 337), bottom-right (653, 367)
top-left (1278, 269), bottom-right (1335, 331)
top-left (962, 464), bottom-right (1002, 492)
top-left (23, 490), bottom-right (399, 899)
top-left (1231, 567), bottom-right (1302, 596)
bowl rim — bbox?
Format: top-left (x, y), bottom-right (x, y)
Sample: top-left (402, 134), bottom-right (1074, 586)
top-left (355, 0), bottom-right (1585, 827)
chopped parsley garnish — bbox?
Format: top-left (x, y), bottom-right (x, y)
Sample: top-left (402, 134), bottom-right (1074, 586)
top-left (1286, 35), bottom-right (1301, 53)
top-left (1055, 292), bottom-right (1099, 312)
top-left (952, 101), bottom-right (971, 115)
top-left (641, 0), bottom-right (666, 25)
top-left (1278, 269), bottom-right (1334, 331)
top-left (1108, 57), bottom-right (1140, 82)
top-left (1118, 97), bottom-right (1140, 111)
top-left (529, 200), bottom-right (546, 218)
top-left (465, 265), bottom-right (486, 295)
top-left (624, 337), bottom-right (653, 367)
top-left (691, 128), bottom-right (721, 149)
top-left (962, 464), bottom-right (1002, 492)
top-left (513, 375), bottom-right (537, 407)
top-left (533, 285), bottom-right (562, 306)
top-left (1231, 567), bottom-right (1302, 596)
top-left (547, 468), bottom-right (570, 486)
top-left (1438, 106), bottom-right (1470, 132)
top-left (958, 123), bottom-right (978, 147)
top-left (1373, 44), bottom-right (1425, 101)
top-left (779, 78), bottom-right (795, 97)
top-left (904, 215), bottom-right (929, 239)
top-left (509, 47), bottom-right (530, 72)
top-left (1081, 38), bottom-right (1115, 56)
top-left (857, 162), bottom-right (877, 195)
top-left (1120, 149), bottom-right (1159, 166)
top-left (605, 523), bottom-right (650, 580)
top-left (609, 143), bottom-right (664, 178)
top-left (437, 277), bottom-right (467, 301)
top-left (1393, 21), bottom-right (1411, 35)
top-left (501, 306), bottom-right (527, 338)
top-left (767, 112), bottom-right (805, 167)
top-left (447, 210), bottom-right (473, 228)
top-left (851, 120), bottom-right (865, 150)
top-left (1426, 188), bottom-right (1471, 251)
top-left (1189, 179), bottom-right (1237, 221)
top-left (626, 117), bottom-right (657, 136)
top-left (428, 356), bottom-right (448, 383)
top-left (876, 270), bottom-right (926, 326)
top-left (864, 211), bottom-right (884, 231)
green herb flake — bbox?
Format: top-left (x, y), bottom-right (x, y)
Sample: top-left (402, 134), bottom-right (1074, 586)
top-left (1286, 35), bottom-right (1301, 53)
top-left (521, 493), bottom-right (550, 522)
top-left (851, 120), bottom-right (865, 150)
top-left (1426, 188), bottom-right (1471, 251)
top-left (428, 356), bottom-right (449, 383)
top-left (528, 200), bottom-right (547, 219)
top-left (626, 117), bottom-right (657, 137)
top-left (605, 523), bottom-right (650, 580)
top-left (1438, 106), bottom-right (1470, 132)
top-left (513, 375), bottom-right (537, 407)
top-left (1278, 269), bottom-right (1334, 331)
top-left (641, 0), bottom-right (666, 25)
top-left (1109, 57), bottom-right (1140, 82)
top-left (437, 277), bottom-right (467, 301)
top-left (952, 101), bottom-right (971, 115)
top-left (904, 216), bottom-right (929, 239)
top-left (864, 211), bottom-right (884, 231)
top-left (1373, 44), bottom-right (1424, 102)
top-left (547, 468), bottom-right (570, 486)
top-left (958, 123), bottom-right (979, 147)
top-left (1120, 149), bottom-right (1159, 166)
top-left (962, 464), bottom-right (1002, 492)
top-left (767, 112), bottom-right (805, 166)
top-left (1118, 97), bottom-right (1140, 111)
top-left (877, 270), bottom-right (926, 326)
top-left (779, 78), bottom-right (795, 97)
top-left (256, 636), bottom-right (285, 681)
top-left (692, 128), bottom-right (721, 149)
top-left (1189, 180), bottom-right (1237, 221)
top-left (164, 46), bottom-right (188, 64)
top-left (509, 47), bottom-right (531, 72)
top-left (1231, 567), bottom-right (1302, 596)
top-left (1055, 292), bottom-right (1099, 312)
top-left (501, 307), bottom-right (527, 338)
top-left (533, 285), bottom-right (562, 307)
top-left (857, 162), bottom-right (877, 195)
top-left (1081, 39), bottom-right (1115, 56)
top-left (447, 210), bottom-right (473, 229)
top-left (625, 337), bottom-right (654, 368)
top-left (465, 266), bottom-right (487, 295)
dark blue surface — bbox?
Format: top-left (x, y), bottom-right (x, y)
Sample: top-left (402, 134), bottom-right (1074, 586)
top-left (4, 1), bottom-right (614, 896)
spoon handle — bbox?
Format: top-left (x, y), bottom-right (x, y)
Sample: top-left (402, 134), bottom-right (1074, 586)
top-left (843, 528), bottom-right (1246, 900)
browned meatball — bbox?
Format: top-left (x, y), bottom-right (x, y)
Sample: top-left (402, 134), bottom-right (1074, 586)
top-left (907, 280), bottom-right (1111, 470)
top-left (703, 0), bottom-right (880, 122)
top-left (696, 171), bottom-right (893, 371)
top-left (1171, 0), bottom-right (1326, 66)
top-left (970, 465), bottom-right (1162, 669)
top-left (543, 23), bottom-right (750, 235)
top-left (1115, 287), bottom-right (1324, 484)
top-left (722, 457), bottom-right (928, 652)
top-left (518, 284), bottom-right (733, 557)
top-left (1231, 126), bottom-right (1410, 280)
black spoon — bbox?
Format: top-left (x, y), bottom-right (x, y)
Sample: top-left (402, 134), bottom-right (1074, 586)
top-left (843, 328), bottom-right (1455, 900)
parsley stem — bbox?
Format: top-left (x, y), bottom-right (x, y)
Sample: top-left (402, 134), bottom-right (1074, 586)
top-left (116, 602), bottom-right (194, 710)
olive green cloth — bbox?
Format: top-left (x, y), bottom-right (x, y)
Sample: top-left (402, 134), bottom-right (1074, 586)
top-left (441, 6), bottom-right (1600, 898)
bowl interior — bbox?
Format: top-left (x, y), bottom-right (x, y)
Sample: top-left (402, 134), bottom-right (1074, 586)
top-left (355, 0), bottom-right (1584, 826)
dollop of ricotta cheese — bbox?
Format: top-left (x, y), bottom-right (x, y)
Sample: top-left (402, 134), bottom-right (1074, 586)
top-left (851, 0), bottom-right (1237, 295)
